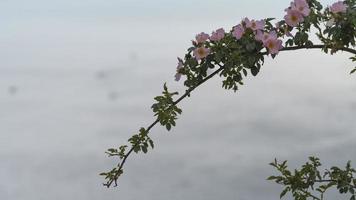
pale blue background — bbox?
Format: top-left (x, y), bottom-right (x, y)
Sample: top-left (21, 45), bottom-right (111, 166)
top-left (0, 0), bottom-right (355, 199)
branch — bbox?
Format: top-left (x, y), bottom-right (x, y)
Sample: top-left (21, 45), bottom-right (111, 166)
top-left (104, 64), bottom-right (224, 187)
top-left (279, 44), bottom-right (356, 55)
top-left (104, 44), bottom-right (355, 188)
top-left (314, 179), bottom-right (356, 189)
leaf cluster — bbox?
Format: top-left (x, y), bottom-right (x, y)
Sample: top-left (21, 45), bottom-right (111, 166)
top-left (151, 83), bottom-right (182, 131)
top-left (268, 157), bottom-right (356, 200)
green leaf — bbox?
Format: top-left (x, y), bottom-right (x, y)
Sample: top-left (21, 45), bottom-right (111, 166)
top-left (107, 148), bottom-right (117, 152)
top-left (166, 123), bottom-right (171, 131)
top-left (148, 139), bottom-right (154, 148)
top-left (267, 176), bottom-right (278, 180)
top-left (243, 69), bottom-right (248, 76)
top-left (350, 68), bottom-right (356, 74)
top-left (251, 66), bottom-right (260, 76)
top-left (141, 145), bottom-right (148, 153)
top-left (163, 83), bottom-right (168, 91)
top-left (280, 187), bottom-right (289, 199)
top-left (133, 145), bottom-right (141, 153)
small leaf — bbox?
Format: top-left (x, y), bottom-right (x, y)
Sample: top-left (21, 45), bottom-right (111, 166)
top-left (107, 148), bottom-right (117, 153)
top-left (243, 69), bottom-right (248, 76)
top-left (163, 83), bottom-right (168, 91)
top-left (267, 176), bottom-right (278, 180)
top-left (350, 68), bottom-right (356, 74)
top-left (133, 145), bottom-right (141, 153)
top-left (148, 139), bottom-right (154, 148)
top-left (141, 145), bottom-right (148, 153)
top-left (251, 66), bottom-right (260, 76)
top-left (166, 123), bottom-right (172, 131)
top-left (280, 187), bottom-right (289, 199)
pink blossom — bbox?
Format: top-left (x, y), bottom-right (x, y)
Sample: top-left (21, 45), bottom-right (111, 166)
top-left (255, 30), bottom-right (277, 44)
top-left (284, 9), bottom-right (304, 27)
top-left (330, 1), bottom-right (348, 13)
top-left (210, 28), bottom-right (225, 42)
top-left (255, 30), bottom-right (264, 41)
top-left (291, 0), bottom-right (310, 16)
top-left (193, 47), bottom-right (210, 60)
top-left (269, 31), bottom-right (277, 38)
top-left (195, 32), bottom-right (209, 44)
top-left (232, 24), bottom-right (245, 40)
top-left (174, 57), bottom-right (184, 81)
top-left (244, 18), bottom-right (265, 31)
top-left (264, 38), bottom-right (283, 55)
top-left (285, 2), bottom-right (294, 12)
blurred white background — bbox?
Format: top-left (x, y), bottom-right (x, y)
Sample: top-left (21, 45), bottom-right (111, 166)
top-left (0, 0), bottom-right (355, 199)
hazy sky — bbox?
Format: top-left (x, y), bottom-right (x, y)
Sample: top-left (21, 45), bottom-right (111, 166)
top-left (0, 0), bottom-right (355, 200)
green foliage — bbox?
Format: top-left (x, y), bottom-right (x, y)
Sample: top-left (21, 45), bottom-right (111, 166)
top-left (102, 0), bottom-right (356, 188)
top-left (268, 157), bottom-right (356, 200)
top-left (317, 0), bottom-right (356, 53)
top-left (100, 84), bottom-right (181, 187)
top-left (128, 128), bottom-right (154, 153)
top-left (151, 83), bottom-right (182, 131)
top-left (100, 167), bottom-right (123, 187)
top-left (181, 29), bottom-right (266, 92)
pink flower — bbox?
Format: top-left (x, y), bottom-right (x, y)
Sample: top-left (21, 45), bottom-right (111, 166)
top-left (330, 1), bottom-right (348, 13)
top-left (244, 18), bottom-right (265, 31)
top-left (174, 57), bottom-right (184, 81)
top-left (291, 0), bottom-right (310, 16)
top-left (255, 30), bottom-right (277, 44)
top-left (195, 32), bottom-right (210, 44)
top-left (284, 9), bottom-right (304, 27)
top-left (255, 30), bottom-right (264, 41)
top-left (193, 47), bottom-right (210, 60)
top-left (264, 38), bottom-right (283, 55)
top-left (232, 24), bottom-right (245, 40)
top-left (210, 28), bottom-right (225, 42)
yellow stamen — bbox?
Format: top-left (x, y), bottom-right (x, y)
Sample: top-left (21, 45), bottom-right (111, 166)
top-left (291, 15), bottom-right (298, 22)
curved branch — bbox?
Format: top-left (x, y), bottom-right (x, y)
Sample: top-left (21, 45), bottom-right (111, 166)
top-left (104, 44), bottom-right (355, 188)
top-left (280, 44), bottom-right (356, 55)
top-left (105, 65), bottom-right (224, 187)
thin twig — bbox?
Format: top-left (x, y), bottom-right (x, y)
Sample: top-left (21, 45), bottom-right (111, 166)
top-left (279, 44), bottom-right (356, 54)
top-left (315, 179), bottom-right (356, 189)
top-left (105, 65), bottom-right (224, 187)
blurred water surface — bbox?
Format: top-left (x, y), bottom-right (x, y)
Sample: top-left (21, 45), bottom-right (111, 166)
top-left (0, 0), bottom-right (355, 199)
